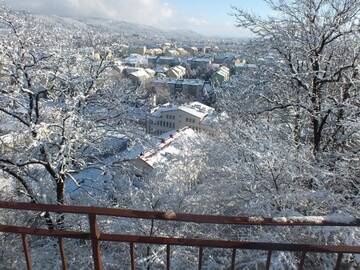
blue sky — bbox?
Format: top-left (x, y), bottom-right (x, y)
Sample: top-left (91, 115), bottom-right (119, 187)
top-left (163, 0), bottom-right (271, 37)
top-left (5, 0), bottom-right (271, 37)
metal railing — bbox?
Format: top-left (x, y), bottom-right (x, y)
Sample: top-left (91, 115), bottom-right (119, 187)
top-left (0, 201), bottom-right (359, 270)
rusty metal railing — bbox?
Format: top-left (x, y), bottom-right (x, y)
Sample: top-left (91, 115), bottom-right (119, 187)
top-left (0, 201), bottom-right (359, 269)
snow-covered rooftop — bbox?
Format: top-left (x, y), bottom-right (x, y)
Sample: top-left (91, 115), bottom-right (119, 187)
top-left (151, 77), bottom-right (204, 86)
top-left (139, 127), bottom-right (196, 168)
top-left (150, 102), bottom-right (215, 120)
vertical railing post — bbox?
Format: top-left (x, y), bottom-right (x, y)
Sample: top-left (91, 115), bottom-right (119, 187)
top-left (334, 253), bottom-right (343, 270)
top-left (130, 242), bottom-right (136, 270)
top-left (21, 233), bottom-right (32, 270)
top-left (58, 237), bottom-right (68, 270)
top-left (265, 251), bottom-right (272, 270)
top-left (166, 245), bottom-right (171, 270)
top-left (89, 214), bottom-right (103, 270)
top-left (230, 248), bottom-right (236, 270)
top-left (198, 247), bottom-right (203, 270)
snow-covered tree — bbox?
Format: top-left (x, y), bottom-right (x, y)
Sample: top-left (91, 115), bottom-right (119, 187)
top-left (233, 0), bottom-right (360, 155)
top-left (0, 5), bottom-right (147, 227)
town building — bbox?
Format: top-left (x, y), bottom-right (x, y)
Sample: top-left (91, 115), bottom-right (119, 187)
top-left (211, 66), bottom-right (230, 86)
top-left (188, 57), bottom-right (212, 69)
top-left (146, 102), bottom-right (222, 136)
top-left (165, 49), bottom-right (180, 57)
top-left (147, 56), bottom-right (181, 68)
top-left (146, 48), bottom-right (163, 56)
top-left (147, 78), bottom-right (215, 105)
top-left (235, 63), bottom-right (258, 73)
top-left (213, 55), bottom-right (236, 65)
top-left (124, 54), bottom-right (148, 67)
top-left (128, 69), bottom-right (151, 83)
top-left (189, 47), bottom-right (199, 55)
top-left (199, 46), bottom-right (212, 54)
top-left (144, 68), bottom-right (156, 77)
top-left (127, 67), bottom-right (156, 83)
top-left (129, 46), bottom-right (147, 55)
top-left (176, 48), bottom-right (189, 56)
top-left (153, 66), bottom-right (169, 74)
top-left (157, 56), bottom-right (181, 67)
top-left (167, 65), bottom-right (187, 79)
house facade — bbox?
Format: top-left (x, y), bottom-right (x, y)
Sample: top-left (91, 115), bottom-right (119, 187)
top-left (146, 102), bottom-right (219, 136)
top-left (211, 66), bottom-right (230, 86)
top-left (167, 65), bottom-right (187, 79)
top-left (147, 78), bottom-right (214, 105)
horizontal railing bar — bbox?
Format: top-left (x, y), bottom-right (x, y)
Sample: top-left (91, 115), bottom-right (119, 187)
top-left (1, 224), bottom-right (359, 254)
top-left (99, 233), bottom-right (360, 254)
top-left (0, 225), bottom-right (90, 239)
top-left (0, 201), bottom-right (359, 227)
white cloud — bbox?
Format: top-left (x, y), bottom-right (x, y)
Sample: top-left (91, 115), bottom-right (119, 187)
top-left (4, 0), bottom-right (251, 37)
top-left (160, 3), bottom-right (173, 18)
top-left (187, 17), bottom-right (209, 27)
top-left (5, 0), bottom-right (175, 25)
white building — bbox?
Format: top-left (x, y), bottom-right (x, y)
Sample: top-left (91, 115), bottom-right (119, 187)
top-left (165, 49), bottom-right (180, 57)
top-left (146, 102), bottom-right (223, 136)
top-left (128, 69), bottom-right (151, 83)
top-left (211, 66), bottom-right (230, 86)
top-left (124, 54), bottom-right (148, 67)
top-left (189, 47), bottom-right (199, 55)
top-left (176, 48), bottom-right (189, 56)
top-left (167, 65), bottom-right (187, 79)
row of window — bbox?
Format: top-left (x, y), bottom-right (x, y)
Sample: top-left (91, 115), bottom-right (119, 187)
top-left (153, 127), bottom-right (214, 137)
top-left (186, 118), bottom-right (195, 123)
top-left (166, 114), bottom-right (175, 120)
top-left (189, 126), bottom-right (202, 132)
top-left (153, 130), bottom-right (163, 135)
top-left (157, 120), bottom-right (175, 128)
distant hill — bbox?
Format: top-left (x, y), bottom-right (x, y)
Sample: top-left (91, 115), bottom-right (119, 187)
top-left (77, 17), bottom-right (204, 40)
top-left (34, 14), bottom-right (205, 42)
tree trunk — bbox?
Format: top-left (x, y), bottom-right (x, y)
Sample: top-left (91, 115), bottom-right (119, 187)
top-left (311, 56), bottom-right (322, 155)
top-left (56, 175), bottom-right (65, 228)
top-left (312, 117), bottom-right (321, 155)
top-left (293, 109), bottom-right (301, 147)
